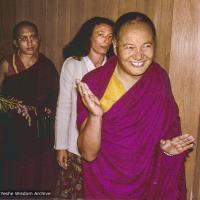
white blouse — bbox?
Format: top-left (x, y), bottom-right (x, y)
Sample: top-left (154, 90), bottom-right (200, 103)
top-left (54, 56), bottom-right (106, 156)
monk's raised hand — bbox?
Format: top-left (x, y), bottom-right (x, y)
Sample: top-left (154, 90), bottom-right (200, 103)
top-left (160, 134), bottom-right (195, 156)
top-left (76, 80), bottom-right (103, 117)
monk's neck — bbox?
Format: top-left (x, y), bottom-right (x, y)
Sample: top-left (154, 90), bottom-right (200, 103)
top-left (18, 51), bottom-right (39, 69)
top-left (114, 64), bottom-right (141, 91)
top-left (88, 51), bottom-right (105, 68)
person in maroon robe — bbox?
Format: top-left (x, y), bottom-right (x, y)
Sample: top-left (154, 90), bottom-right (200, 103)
top-left (0, 21), bottom-right (59, 195)
top-left (76, 12), bottom-right (195, 199)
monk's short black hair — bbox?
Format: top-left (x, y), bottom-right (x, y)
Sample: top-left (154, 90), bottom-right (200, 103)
top-left (114, 12), bottom-right (156, 41)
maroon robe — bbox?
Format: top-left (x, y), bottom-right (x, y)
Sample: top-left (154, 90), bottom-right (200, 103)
top-left (0, 53), bottom-right (59, 193)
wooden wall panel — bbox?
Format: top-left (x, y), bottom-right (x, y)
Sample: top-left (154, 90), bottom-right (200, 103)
top-left (0, 0), bottom-right (200, 199)
top-left (193, 117), bottom-right (200, 199)
top-left (84, 0), bottom-right (109, 19)
top-left (56, 0), bottom-right (71, 69)
top-left (94, 0), bottom-right (119, 20)
top-left (69, 0), bottom-right (86, 42)
top-left (118, 0), bottom-right (137, 19)
top-left (0, 0), bottom-right (16, 56)
top-left (169, 0), bottom-right (200, 199)
top-left (45, 0), bottom-right (59, 68)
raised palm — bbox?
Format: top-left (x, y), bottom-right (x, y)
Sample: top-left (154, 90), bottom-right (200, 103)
top-left (76, 80), bottom-right (103, 117)
top-left (160, 134), bottom-right (195, 155)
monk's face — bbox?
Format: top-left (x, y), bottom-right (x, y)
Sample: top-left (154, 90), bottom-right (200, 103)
top-left (114, 22), bottom-right (154, 79)
top-left (15, 25), bottom-right (40, 56)
top-left (90, 23), bottom-right (113, 56)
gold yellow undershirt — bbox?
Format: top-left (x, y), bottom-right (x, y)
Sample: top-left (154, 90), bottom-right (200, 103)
top-left (100, 73), bottom-right (126, 113)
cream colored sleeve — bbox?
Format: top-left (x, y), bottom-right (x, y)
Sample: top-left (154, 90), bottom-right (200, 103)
top-left (54, 58), bottom-right (75, 150)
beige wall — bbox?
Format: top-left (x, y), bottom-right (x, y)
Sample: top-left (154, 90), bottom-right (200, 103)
top-left (0, 0), bottom-right (199, 199)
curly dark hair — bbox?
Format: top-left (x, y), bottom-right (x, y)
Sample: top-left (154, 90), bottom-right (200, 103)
top-left (114, 12), bottom-right (156, 41)
top-left (63, 17), bottom-right (114, 60)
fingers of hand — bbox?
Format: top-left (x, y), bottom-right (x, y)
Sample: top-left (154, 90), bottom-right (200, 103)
top-left (78, 82), bottom-right (90, 98)
top-left (173, 134), bottom-right (194, 142)
top-left (172, 138), bottom-right (195, 153)
top-left (172, 134), bottom-right (194, 146)
top-left (76, 81), bottom-right (84, 96)
top-left (77, 81), bottom-right (93, 96)
top-left (78, 82), bottom-right (98, 105)
top-left (75, 79), bottom-right (80, 88)
top-left (83, 83), bottom-right (95, 98)
top-left (161, 135), bottom-right (195, 155)
top-left (57, 160), bottom-right (68, 169)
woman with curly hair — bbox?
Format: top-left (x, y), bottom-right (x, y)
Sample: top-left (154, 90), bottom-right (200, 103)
top-left (54, 16), bottom-right (114, 199)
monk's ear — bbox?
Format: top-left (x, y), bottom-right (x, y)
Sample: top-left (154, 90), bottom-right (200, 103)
top-left (112, 39), bottom-right (117, 55)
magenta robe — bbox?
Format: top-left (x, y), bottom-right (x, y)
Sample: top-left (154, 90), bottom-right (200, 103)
top-left (77, 56), bottom-right (186, 200)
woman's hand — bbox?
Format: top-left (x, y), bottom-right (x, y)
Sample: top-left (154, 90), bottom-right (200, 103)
top-left (160, 134), bottom-right (195, 156)
top-left (57, 150), bottom-right (68, 169)
top-left (76, 80), bottom-right (103, 117)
